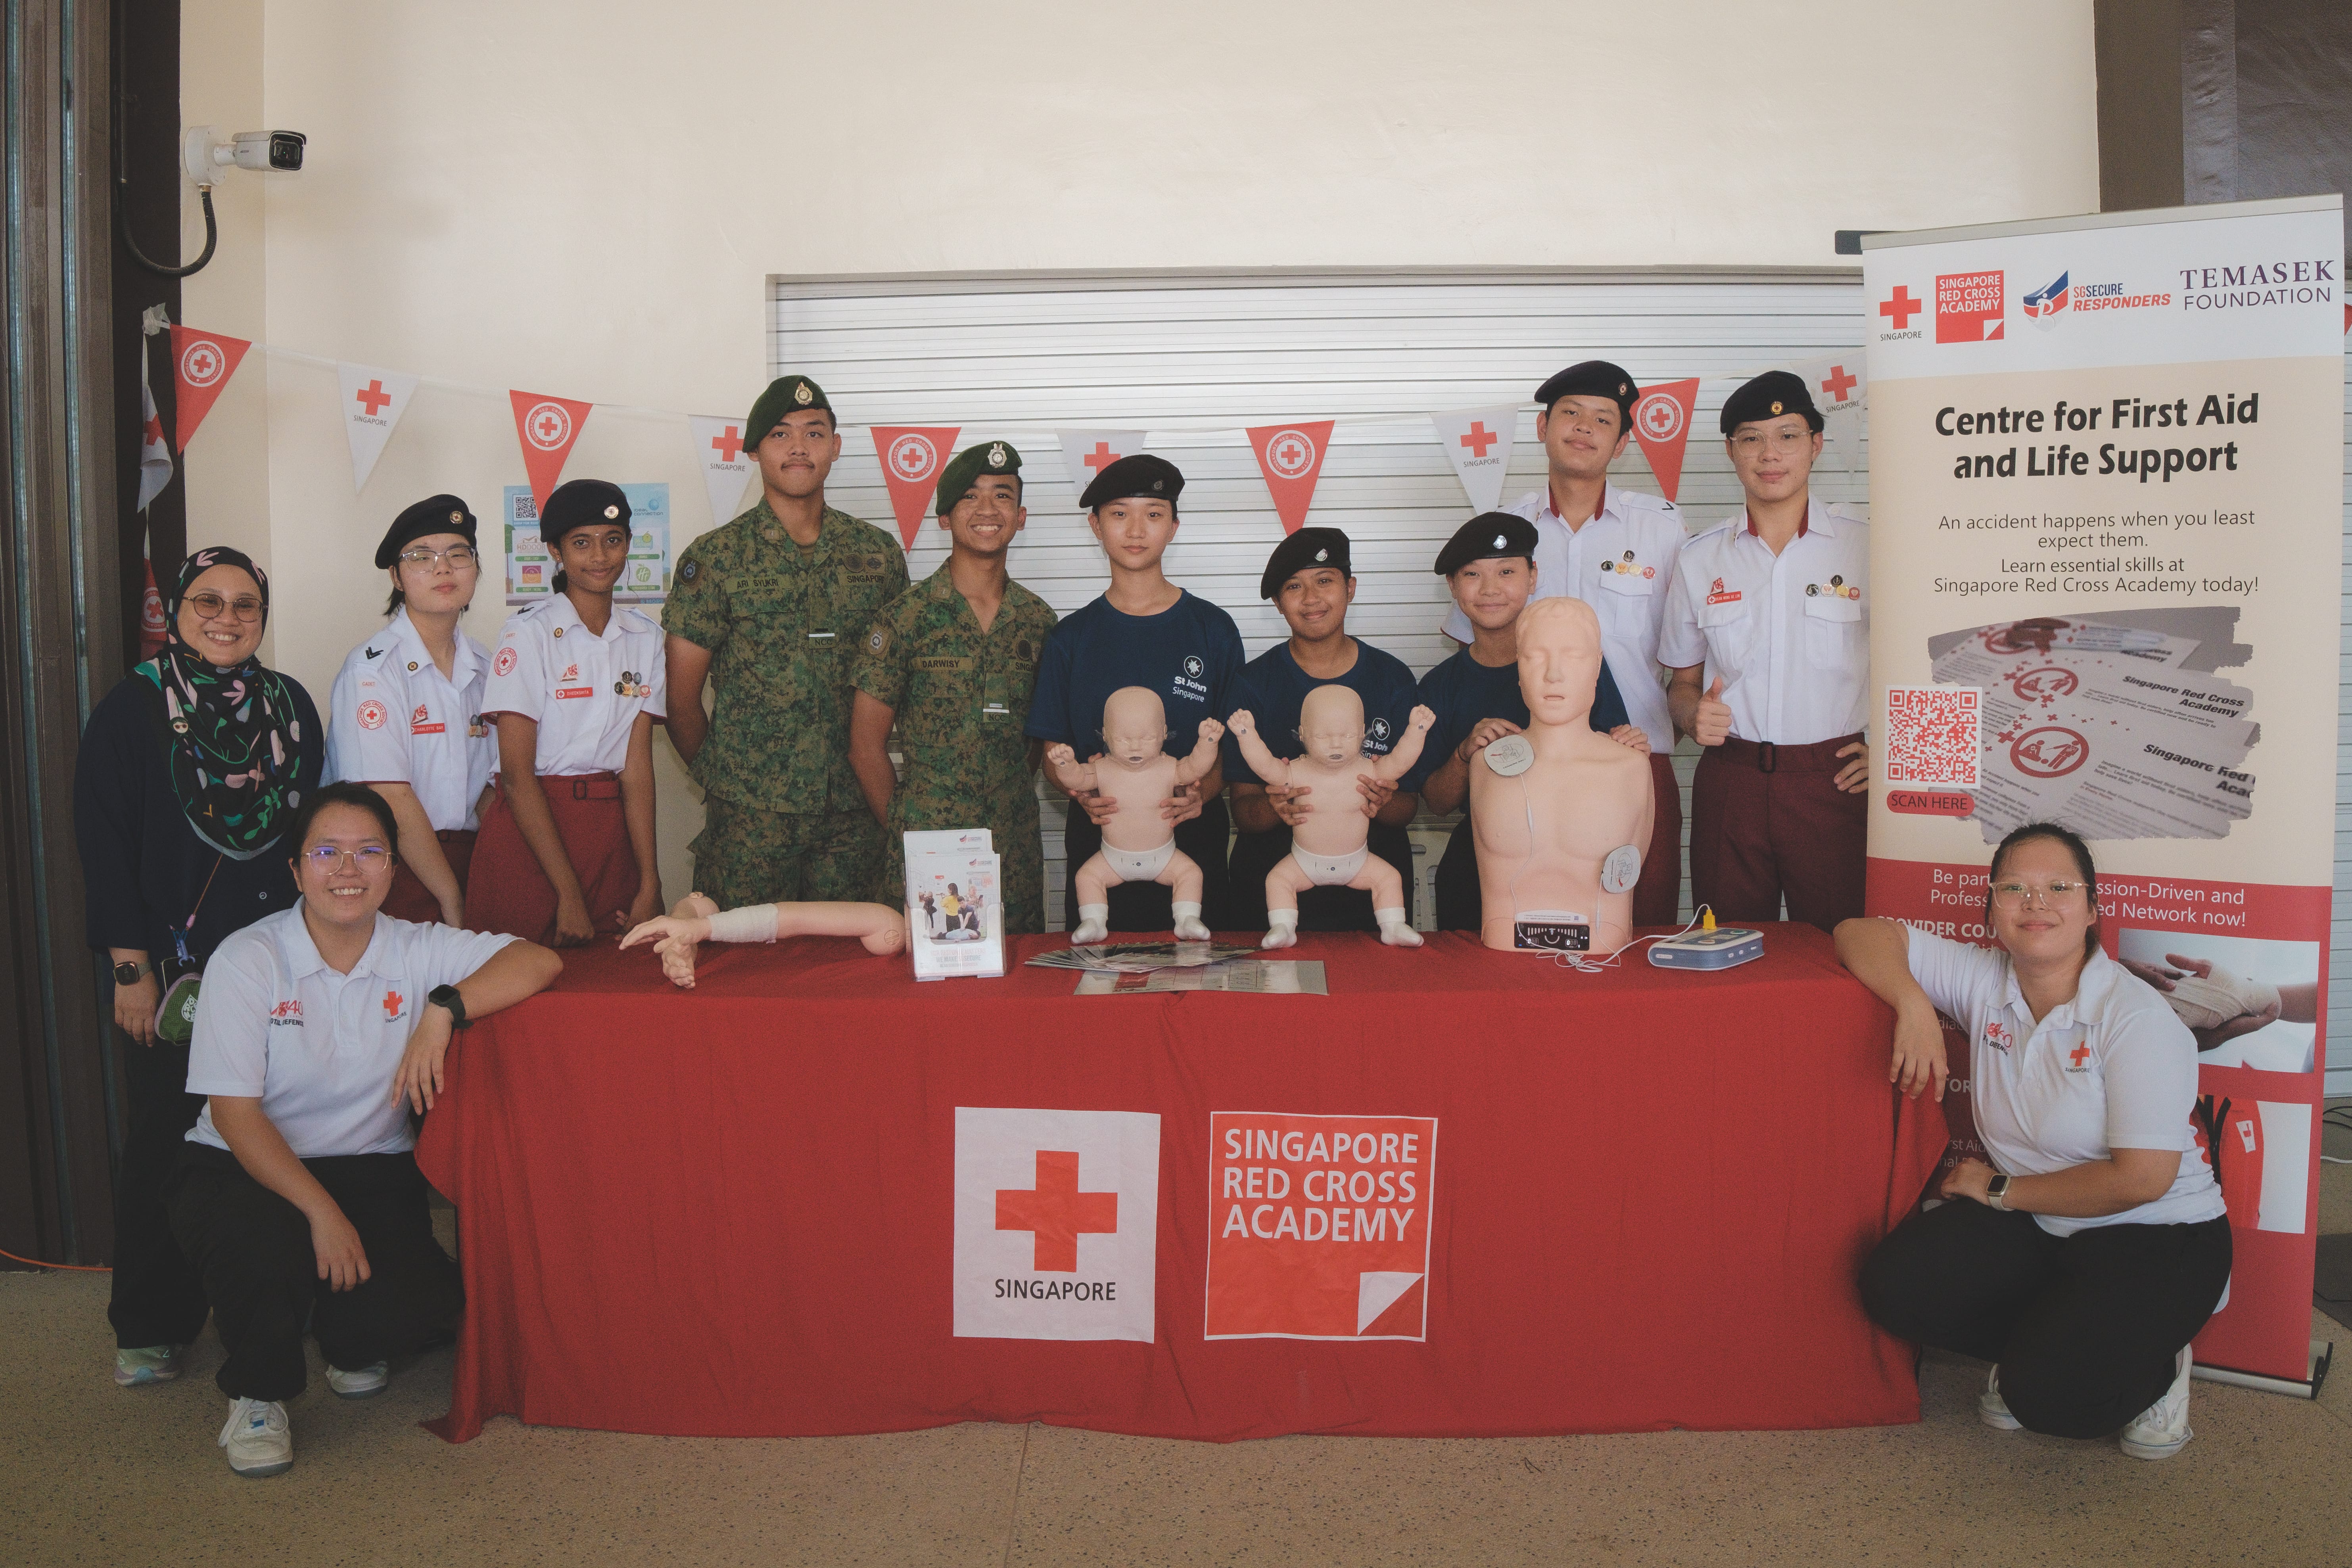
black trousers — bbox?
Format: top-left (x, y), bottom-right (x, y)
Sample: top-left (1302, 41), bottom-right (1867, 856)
top-left (1224, 820), bottom-right (1414, 932)
top-left (1859, 1198), bottom-right (2231, 1439)
top-left (1059, 796), bottom-right (1233, 933)
top-left (108, 1037), bottom-right (210, 1349)
top-left (1431, 823), bottom-right (1484, 933)
top-left (165, 1143), bottom-right (462, 1401)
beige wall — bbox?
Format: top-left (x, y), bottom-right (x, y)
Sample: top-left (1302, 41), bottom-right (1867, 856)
top-left (176, 0), bottom-right (2101, 903)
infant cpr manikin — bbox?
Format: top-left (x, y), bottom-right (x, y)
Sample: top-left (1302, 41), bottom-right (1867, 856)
top-left (1469, 598), bottom-right (1654, 956)
top-left (1044, 686), bottom-right (1225, 944)
top-left (1227, 686), bottom-right (1434, 949)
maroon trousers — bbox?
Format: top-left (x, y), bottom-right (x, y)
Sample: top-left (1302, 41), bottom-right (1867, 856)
top-left (382, 829), bottom-right (476, 925)
top-left (1688, 733), bottom-right (1866, 933)
top-left (467, 774), bottom-right (639, 945)
top-left (1633, 750), bottom-right (1682, 928)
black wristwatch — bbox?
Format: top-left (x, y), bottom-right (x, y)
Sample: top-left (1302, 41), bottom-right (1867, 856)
top-left (427, 983), bottom-right (470, 1029)
top-left (113, 959), bottom-right (152, 986)
top-left (1985, 1173), bottom-right (2012, 1211)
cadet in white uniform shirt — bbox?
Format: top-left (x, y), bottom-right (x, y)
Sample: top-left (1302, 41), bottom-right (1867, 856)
top-left (1443, 361), bottom-right (1686, 924)
top-left (1838, 822), bottom-right (2229, 1461)
top-left (472, 479), bottom-right (668, 946)
top-left (1661, 370), bottom-right (1869, 931)
top-left (326, 494), bottom-right (497, 927)
top-left (165, 782), bottom-right (561, 1477)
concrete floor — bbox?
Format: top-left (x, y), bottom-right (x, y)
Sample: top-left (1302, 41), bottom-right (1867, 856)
top-left (8, 1121), bottom-right (2352, 1568)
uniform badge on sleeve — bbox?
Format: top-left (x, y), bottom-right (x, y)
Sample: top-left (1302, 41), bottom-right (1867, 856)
top-left (679, 559), bottom-right (698, 584)
top-left (868, 627), bottom-right (889, 654)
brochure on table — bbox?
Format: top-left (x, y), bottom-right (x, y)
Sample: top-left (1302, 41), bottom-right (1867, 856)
top-left (905, 829), bottom-right (1004, 981)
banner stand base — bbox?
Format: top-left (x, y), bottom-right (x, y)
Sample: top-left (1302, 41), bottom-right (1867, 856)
top-left (2192, 1341), bottom-right (2333, 1401)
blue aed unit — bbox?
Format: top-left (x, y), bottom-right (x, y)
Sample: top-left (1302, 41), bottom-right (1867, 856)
top-left (1647, 926), bottom-right (1765, 971)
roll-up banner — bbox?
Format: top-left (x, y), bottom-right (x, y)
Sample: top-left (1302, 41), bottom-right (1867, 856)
top-left (1864, 195), bottom-right (2344, 1393)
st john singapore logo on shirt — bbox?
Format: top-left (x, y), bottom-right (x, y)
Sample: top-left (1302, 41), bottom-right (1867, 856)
top-left (1205, 1112), bottom-right (1436, 1341)
top-left (952, 1107), bottom-right (1160, 1342)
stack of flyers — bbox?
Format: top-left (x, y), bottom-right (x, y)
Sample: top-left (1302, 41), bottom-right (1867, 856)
top-left (1025, 941), bottom-right (1259, 974)
top-left (1073, 960), bottom-right (1329, 995)
top-left (905, 829), bottom-right (1004, 981)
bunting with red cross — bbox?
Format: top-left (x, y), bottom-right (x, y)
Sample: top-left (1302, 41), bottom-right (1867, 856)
top-left (688, 414), bottom-right (756, 526)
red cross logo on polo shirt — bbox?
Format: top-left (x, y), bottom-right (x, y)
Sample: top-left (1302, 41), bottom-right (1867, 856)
top-left (355, 379), bottom-right (392, 417)
top-left (382, 989), bottom-right (403, 1021)
top-left (711, 424), bottom-right (742, 463)
top-left (1083, 441), bottom-right (1118, 474)
top-left (1880, 286), bottom-right (1922, 330)
top-left (996, 1150), bottom-right (1117, 1273)
top-left (2069, 1042), bottom-right (2091, 1069)
top-left (1460, 421), bottom-right (1498, 458)
top-left (1821, 365), bottom-right (1857, 403)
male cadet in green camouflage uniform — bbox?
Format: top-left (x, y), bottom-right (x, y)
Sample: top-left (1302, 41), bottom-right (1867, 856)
top-left (664, 374), bottom-right (908, 906)
top-left (849, 440), bottom-right (1058, 931)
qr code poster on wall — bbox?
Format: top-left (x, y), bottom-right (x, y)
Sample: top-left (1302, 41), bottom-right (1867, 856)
top-left (1885, 686), bottom-right (1980, 787)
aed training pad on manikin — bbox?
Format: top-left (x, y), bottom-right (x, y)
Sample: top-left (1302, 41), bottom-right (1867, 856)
top-left (1647, 925), bottom-right (1765, 971)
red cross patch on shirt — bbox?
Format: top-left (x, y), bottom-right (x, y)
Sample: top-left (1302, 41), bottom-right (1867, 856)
top-left (382, 989), bottom-right (404, 1022)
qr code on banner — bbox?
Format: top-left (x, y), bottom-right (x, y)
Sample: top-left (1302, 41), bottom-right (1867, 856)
top-left (1885, 686), bottom-right (1981, 786)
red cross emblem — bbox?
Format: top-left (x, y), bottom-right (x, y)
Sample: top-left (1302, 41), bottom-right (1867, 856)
top-left (1460, 421), bottom-right (1498, 457)
top-left (1083, 441), bottom-right (1117, 474)
top-left (2068, 1042), bottom-right (2090, 1069)
top-left (355, 379), bottom-right (393, 416)
top-left (1879, 286), bottom-right (1922, 330)
top-left (995, 1150), bottom-right (1118, 1273)
top-left (1821, 364), bottom-right (1857, 403)
top-left (533, 410), bottom-right (565, 443)
top-left (711, 424), bottom-right (742, 463)
top-left (382, 989), bottom-right (404, 1021)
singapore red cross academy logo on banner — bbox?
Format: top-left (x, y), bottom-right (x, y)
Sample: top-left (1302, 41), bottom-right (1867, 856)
top-left (953, 1107), bottom-right (1159, 1342)
top-left (167, 325), bottom-right (253, 451)
top-left (1205, 1112), bottom-right (1436, 1341)
top-left (1936, 270), bottom-right (2006, 343)
top-left (1628, 377), bottom-right (1700, 502)
top-left (507, 390), bottom-right (595, 514)
top-left (1244, 420), bottom-right (1335, 535)
top-left (871, 426), bottom-right (961, 549)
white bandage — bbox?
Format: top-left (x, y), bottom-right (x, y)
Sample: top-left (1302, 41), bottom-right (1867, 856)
top-left (2162, 966), bottom-right (2281, 1031)
top-left (704, 904), bottom-right (779, 944)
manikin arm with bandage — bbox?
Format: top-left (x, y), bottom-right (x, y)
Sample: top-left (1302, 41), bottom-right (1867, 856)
top-left (621, 891), bottom-right (907, 989)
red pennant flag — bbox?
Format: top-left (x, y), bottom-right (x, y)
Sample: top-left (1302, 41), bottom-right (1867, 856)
top-left (167, 326), bottom-right (252, 451)
top-left (1629, 378), bottom-right (1701, 503)
top-left (138, 557), bottom-right (168, 661)
top-left (1243, 420), bottom-right (1335, 535)
top-left (871, 426), bottom-right (961, 548)
top-left (508, 391), bottom-right (595, 514)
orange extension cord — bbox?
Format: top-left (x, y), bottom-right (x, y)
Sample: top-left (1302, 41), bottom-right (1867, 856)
top-left (0, 1245), bottom-right (111, 1273)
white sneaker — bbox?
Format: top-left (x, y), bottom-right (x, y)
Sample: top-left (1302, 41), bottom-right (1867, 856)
top-left (217, 1397), bottom-right (292, 1478)
top-left (325, 1360), bottom-right (389, 1399)
top-left (2120, 1345), bottom-right (2194, 1460)
top-left (1979, 1366), bottom-right (2024, 1431)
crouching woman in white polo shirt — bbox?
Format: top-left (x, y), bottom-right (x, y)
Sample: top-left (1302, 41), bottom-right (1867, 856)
top-left (1836, 821), bottom-right (2229, 1461)
top-left (164, 782), bottom-right (562, 1478)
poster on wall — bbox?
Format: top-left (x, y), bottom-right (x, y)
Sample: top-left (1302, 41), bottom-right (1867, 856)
top-left (504, 483), bottom-right (672, 605)
top-left (1863, 195), bottom-right (2344, 1390)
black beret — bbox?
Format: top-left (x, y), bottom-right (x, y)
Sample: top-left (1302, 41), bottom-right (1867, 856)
top-left (1434, 512), bottom-right (1540, 577)
top-left (1534, 360), bottom-right (1640, 425)
top-left (540, 479), bottom-right (632, 547)
top-left (1719, 370), bottom-right (1823, 435)
top-left (375, 494), bottom-right (476, 569)
top-left (1078, 453), bottom-right (1183, 512)
top-left (744, 374), bottom-right (833, 450)
top-left (1259, 527), bottom-right (1352, 600)
top-left (936, 440), bottom-right (1023, 515)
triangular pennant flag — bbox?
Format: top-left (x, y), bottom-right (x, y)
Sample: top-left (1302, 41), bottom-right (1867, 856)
top-left (1244, 420), bottom-right (1335, 535)
top-left (137, 555), bottom-right (168, 661)
top-left (1056, 429), bottom-right (1149, 497)
top-left (870, 426), bottom-right (960, 548)
top-left (1629, 377), bottom-right (1701, 502)
top-left (136, 360), bottom-right (173, 512)
top-left (1430, 406), bottom-right (1518, 513)
top-left (689, 414), bottom-right (756, 526)
top-left (508, 390), bottom-right (595, 514)
top-left (1791, 356), bottom-right (1868, 473)
top-left (336, 363), bottom-right (420, 493)
top-left (167, 326), bottom-right (252, 451)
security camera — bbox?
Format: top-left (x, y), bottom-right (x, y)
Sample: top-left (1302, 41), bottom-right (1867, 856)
top-left (181, 127), bottom-right (305, 183)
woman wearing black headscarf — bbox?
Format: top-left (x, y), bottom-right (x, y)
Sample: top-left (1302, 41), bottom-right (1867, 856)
top-left (74, 546), bottom-right (324, 1389)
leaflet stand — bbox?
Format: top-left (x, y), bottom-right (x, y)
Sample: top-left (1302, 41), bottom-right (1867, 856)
top-left (904, 829), bottom-right (1005, 981)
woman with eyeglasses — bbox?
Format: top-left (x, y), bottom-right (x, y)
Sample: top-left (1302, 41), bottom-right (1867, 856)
top-left (163, 782), bottom-right (560, 1476)
top-left (1835, 821), bottom-right (2229, 1461)
top-left (324, 496), bottom-right (497, 927)
top-left (73, 546), bottom-right (325, 1391)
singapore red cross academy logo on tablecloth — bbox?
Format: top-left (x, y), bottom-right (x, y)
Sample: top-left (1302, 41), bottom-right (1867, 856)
top-left (1205, 1112), bottom-right (1435, 1341)
top-left (952, 1107), bottom-right (1160, 1342)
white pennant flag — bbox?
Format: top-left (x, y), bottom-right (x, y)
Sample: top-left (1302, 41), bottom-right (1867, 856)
top-left (1430, 405), bottom-right (1520, 513)
top-left (136, 359), bottom-right (173, 513)
top-left (1057, 430), bottom-right (1149, 499)
top-left (689, 414), bottom-right (757, 526)
top-left (1789, 355), bottom-right (1868, 473)
top-left (336, 363), bottom-right (420, 493)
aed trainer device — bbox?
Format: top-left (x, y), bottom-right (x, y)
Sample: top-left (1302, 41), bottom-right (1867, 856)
top-left (1648, 913), bottom-right (1765, 971)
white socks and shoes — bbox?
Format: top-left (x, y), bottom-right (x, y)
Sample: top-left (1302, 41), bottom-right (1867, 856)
top-left (2120, 1345), bottom-right (2194, 1460)
top-left (1070, 905), bottom-right (1109, 945)
top-left (1978, 1366), bottom-right (2023, 1432)
top-left (1171, 902), bottom-right (1210, 942)
top-left (219, 1397), bottom-right (293, 1478)
top-left (1262, 914), bottom-right (1298, 950)
top-left (326, 1360), bottom-right (389, 1399)
top-left (1376, 908), bottom-right (1421, 948)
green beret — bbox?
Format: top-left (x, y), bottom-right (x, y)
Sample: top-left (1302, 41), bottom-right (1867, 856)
top-left (744, 374), bottom-right (833, 450)
top-left (936, 440), bottom-right (1024, 515)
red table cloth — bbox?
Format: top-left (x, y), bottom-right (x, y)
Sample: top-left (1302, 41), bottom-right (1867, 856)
top-left (416, 925), bottom-right (1945, 1442)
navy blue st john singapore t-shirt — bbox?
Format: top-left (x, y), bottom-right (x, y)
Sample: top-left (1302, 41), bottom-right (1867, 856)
top-left (1026, 589), bottom-right (1247, 761)
top-left (1218, 640), bottom-right (1423, 785)
top-left (1399, 648), bottom-right (1633, 795)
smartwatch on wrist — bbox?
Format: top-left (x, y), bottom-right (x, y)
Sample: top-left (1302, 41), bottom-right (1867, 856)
top-left (427, 983), bottom-right (470, 1029)
top-left (1985, 1174), bottom-right (2012, 1211)
top-left (112, 960), bottom-right (152, 986)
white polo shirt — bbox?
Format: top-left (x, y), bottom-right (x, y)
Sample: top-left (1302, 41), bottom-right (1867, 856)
top-left (1903, 926), bottom-right (2225, 1238)
top-left (184, 907), bottom-right (518, 1158)
top-left (325, 608), bottom-right (497, 832)
top-left (1657, 499), bottom-right (1870, 747)
top-left (1441, 484), bottom-right (1687, 751)
top-left (482, 595), bottom-right (668, 777)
